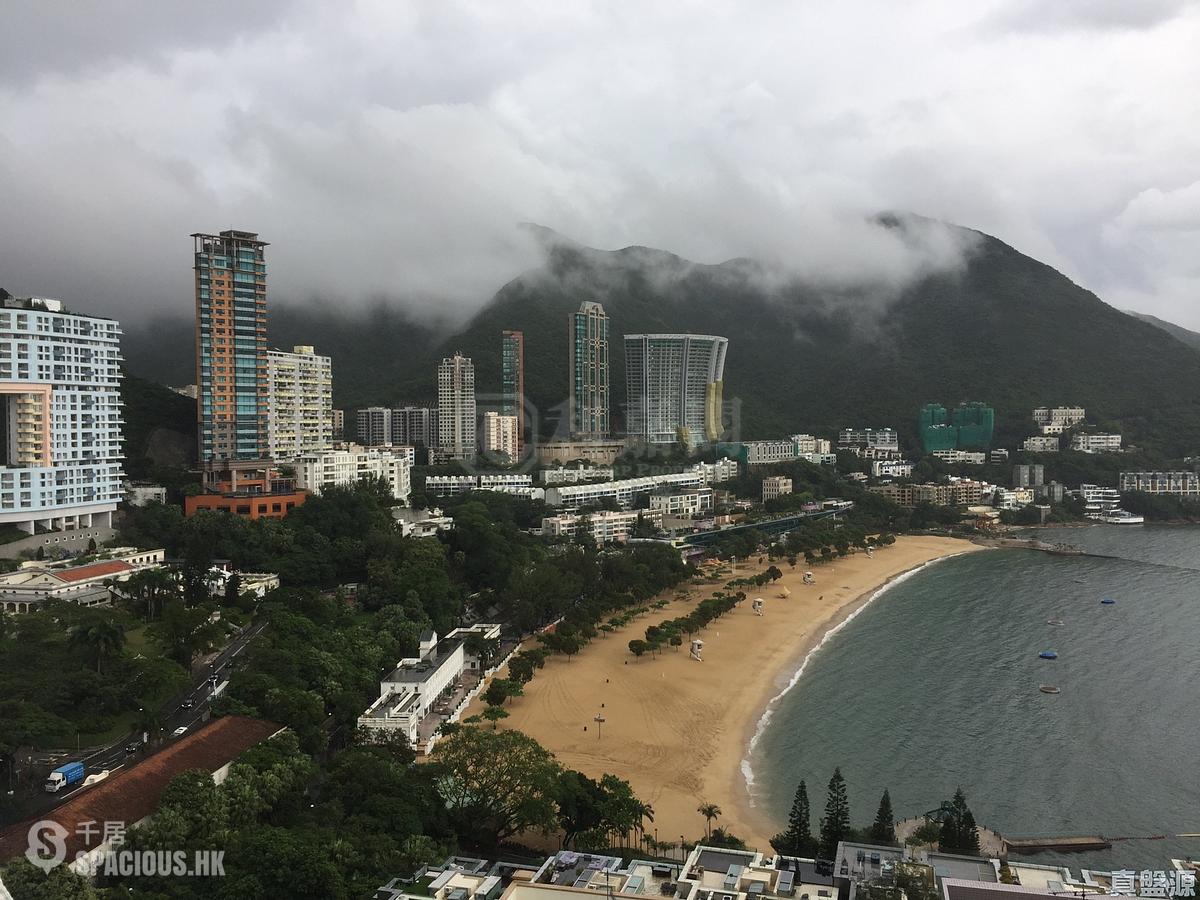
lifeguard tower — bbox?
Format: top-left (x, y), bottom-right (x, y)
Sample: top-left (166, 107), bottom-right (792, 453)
top-left (752, 598), bottom-right (764, 616)
top-left (690, 638), bottom-right (704, 661)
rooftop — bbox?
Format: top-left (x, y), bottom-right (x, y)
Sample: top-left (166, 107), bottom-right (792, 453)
top-left (0, 715), bottom-right (280, 864)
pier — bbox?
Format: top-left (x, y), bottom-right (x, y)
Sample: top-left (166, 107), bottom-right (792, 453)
top-left (1003, 835), bottom-right (1113, 855)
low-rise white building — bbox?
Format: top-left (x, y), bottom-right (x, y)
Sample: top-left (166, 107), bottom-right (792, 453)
top-left (742, 439), bottom-right (797, 466)
top-left (1033, 406), bottom-right (1085, 428)
top-left (838, 427), bottom-right (899, 450)
top-left (799, 451), bottom-right (838, 465)
top-left (1070, 432), bottom-right (1123, 453)
top-left (293, 444), bottom-right (412, 502)
top-left (932, 449), bottom-right (986, 464)
top-left (871, 459), bottom-right (914, 478)
top-left (762, 475), bottom-right (793, 502)
top-left (391, 506), bottom-right (455, 538)
top-left (1023, 435), bottom-right (1060, 453)
top-left (358, 624), bottom-right (502, 750)
top-left (541, 508), bottom-right (664, 544)
top-left (1119, 471), bottom-right (1200, 495)
top-left (649, 487), bottom-right (713, 518)
top-left (0, 547), bottom-right (166, 614)
top-left (540, 464), bottom-right (615, 485)
top-left (544, 459), bottom-right (736, 510)
top-left (425, 473), bottom-right (541, 500)
top-left (792, 434), bottom-right (831, 454)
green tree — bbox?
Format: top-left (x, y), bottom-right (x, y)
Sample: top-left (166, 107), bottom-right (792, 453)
top-left (0, 858), bottom-right (100, 899)
top-left (938, 788), bottom-right (980, 854)
top-left (869, 789), bottom-right (896, 845)
top-left (697, 802), bottom-right (722, 839)
top-left (429, 727), bottom-right (561, 847)
top-left (556, 770), bottom-right (606, 849)
top-left (484, 679), bottom-right (510, 708)
top-left (68, 614), bottom-right (126, 674)
top-left (771, 779), bottom-right (815, 856)
top-left (819, 767), bottom-right (851, 858)
top-left (628, 639), bottom-right (648, 660)
top-left (482, 706), bottom-right (510, 730)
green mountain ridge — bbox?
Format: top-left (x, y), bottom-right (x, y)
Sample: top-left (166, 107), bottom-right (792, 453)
top-left (1124, 310), bottom-right (1200, 353)
top-left (121, 220), bottom-right (1200, 457)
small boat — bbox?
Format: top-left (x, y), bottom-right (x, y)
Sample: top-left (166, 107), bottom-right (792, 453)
top-left (1046, 618), bottom-right (1065, 626)
top-left (1101, 598), bottom-right (1116, 605)
top-left (1039, 650), bottom-right (1059, 660)
top-left (1039, 685), bottom-right (1061, 694)
top-left (1073, 578), bottom-right (1086, 584)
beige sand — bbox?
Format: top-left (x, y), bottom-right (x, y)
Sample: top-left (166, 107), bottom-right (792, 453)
top-left (464, 535), bottom-right (983, 850)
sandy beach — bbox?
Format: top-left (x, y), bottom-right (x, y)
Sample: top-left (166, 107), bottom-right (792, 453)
top-left (464, 535), bottom-right (984, 850)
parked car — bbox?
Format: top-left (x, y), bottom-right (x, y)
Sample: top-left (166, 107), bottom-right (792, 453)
top-left (172, 726), bottom-right (188, 738)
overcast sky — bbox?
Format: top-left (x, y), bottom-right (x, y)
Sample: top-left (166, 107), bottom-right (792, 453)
top-left (2, 0), bottom-right (1199, 327)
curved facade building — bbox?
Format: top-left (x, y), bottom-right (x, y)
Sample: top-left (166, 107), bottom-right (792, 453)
top-left (624, 334), bottom-right (728, 446)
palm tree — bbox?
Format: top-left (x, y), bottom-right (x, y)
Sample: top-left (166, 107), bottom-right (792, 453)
top-left (697, 802), bottom-right (722, 840)
top-left (71, 618), bottom-right (126, 674)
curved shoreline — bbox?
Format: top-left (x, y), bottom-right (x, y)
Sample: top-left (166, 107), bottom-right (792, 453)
top-left (738, 552), bottom-right (976, 821)
top-left (463, 535), bottom-right (984, 850)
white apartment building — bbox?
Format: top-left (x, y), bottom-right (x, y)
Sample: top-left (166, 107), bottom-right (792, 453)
top-left (932, 449), bottom-right (986, 464)
top-left (482, 411), bottom-right (519, 460)
top-left (292, 444), bottom-right (412, 502)
top-left (437, 353), bottom-right (476, 462)
top-left (1119, 471), bottom-right (1200, 495)
top-left (544, 459), bottom-right (737, 510)
top-left (693, 457), bottom-right (739, 483)
top-left (1070, 432), bottom-right (1123, 453)
top-left (792, 434), bottom-right (831, 454)
top-left (541, 508), bottom-right (664, 544)
top-left (838, 427), bottom-right (899, 451)
top-left (649, 486), bottom-right (714, 517)
top-left (265, 345), bottom-right (333, 461)
top-left (0, 296), bottom-right (124, 535)
top-left (1077, 483), bottom-right (1122, 512)
top-left (871, 460), bottom-right (914, 478)
top-left (540, 464), bottom-right (615, 485)
top-left (424, 473), bottom-right (542, 500)
top-left (358, 624), bottom-right (501, 750)
top-left (799, 452), bottom-right (838, 465)
top-left (762, 475), bottom-right (793, 502)
top-left (742, 439), bottom-right (797, 466)
top-left (1023, 435), bottom-right (1060, 452)
top-left (356, 407), bottom-right (392, 447)
top-left (1033, 406), bottom-right (1085, 428)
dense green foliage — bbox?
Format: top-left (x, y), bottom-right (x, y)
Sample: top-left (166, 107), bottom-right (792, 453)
top-left (0, 602), bottom-right (191, 768)
top-left (938, 788), bottom-right (981, 855)
top-left (120, 371), bottom-right (196, 479)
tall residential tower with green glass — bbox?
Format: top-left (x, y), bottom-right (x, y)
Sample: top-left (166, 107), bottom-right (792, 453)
top-left (501, 329), bottom-right (525, 452)
top-left (568, 301), bottom-right (610, 439)
top-left (193, 230), bottom-right (269, 465)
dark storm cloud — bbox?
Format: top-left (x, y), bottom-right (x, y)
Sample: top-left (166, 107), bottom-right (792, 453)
top-left (1, 0), bottom-right (1199, 328)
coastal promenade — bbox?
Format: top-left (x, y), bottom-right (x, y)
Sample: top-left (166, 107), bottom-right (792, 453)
top-left (463, 535), bottom-right (983, 849)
